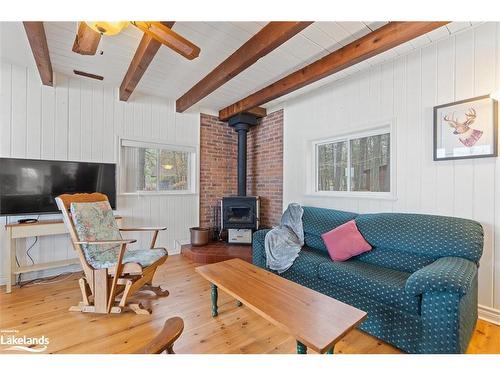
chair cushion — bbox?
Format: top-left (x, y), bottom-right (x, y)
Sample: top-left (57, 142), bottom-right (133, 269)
top-left (70, 201), bottom-right (167, 269)
top-left (321, 220), bottom-right (372, 261)
top-left (318, 260), bottom-right (420, 315)
top-left (94, 248), bottom-right (168, 269)
top-left (70, 201), bottom-right (123, 269)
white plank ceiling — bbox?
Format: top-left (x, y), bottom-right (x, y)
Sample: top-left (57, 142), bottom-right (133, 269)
top-left (1, 21), bottom-right (476, 112)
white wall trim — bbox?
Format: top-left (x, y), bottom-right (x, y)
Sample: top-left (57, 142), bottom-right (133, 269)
top-left (478, 304), bottom-right (500, 326)
top-left (306, 118), bottom-right (397, 199)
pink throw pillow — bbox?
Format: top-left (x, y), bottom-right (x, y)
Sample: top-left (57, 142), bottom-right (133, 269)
top-left (321, 220), bottom-right (372, 261)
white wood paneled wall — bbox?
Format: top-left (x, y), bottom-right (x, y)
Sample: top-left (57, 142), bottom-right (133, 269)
top-left (283, 23), bottom-right (500, 319)
top-left (0, 64), bottom-right (200, 283)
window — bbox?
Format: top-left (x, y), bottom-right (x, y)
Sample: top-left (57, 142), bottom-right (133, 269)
top-left (120, 139), bottom-right (195, 194)
top-left (315, 129), bottom-right (391, 194)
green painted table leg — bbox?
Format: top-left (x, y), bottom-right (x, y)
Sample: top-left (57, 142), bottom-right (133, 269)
top-left (296, 341), bottom-right (307, 354)
top-left (236, 300), bottom-right (243, 307)
top-left (326, 347), bottom-right (334, 354)
top-left (211, 284), bottom-right (218, 317)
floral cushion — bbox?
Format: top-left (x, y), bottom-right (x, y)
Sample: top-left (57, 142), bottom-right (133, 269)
top-left (70, 201), bottom-right (166, 269)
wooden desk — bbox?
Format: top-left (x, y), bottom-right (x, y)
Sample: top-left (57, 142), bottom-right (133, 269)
top-left (196, 258), bottom-right (367, 354)
top-left (4, 216), bottom-right (122, 293)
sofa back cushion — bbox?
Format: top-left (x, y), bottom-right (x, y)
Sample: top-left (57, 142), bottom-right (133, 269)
top-left (302, 206), bottom-right (358, 254)
top-left (355, 213), bottom-right (484, 265)
top-left (355, 246), bottom-right (436, 273)
top-left (301, 207), bottom-right (484, 272)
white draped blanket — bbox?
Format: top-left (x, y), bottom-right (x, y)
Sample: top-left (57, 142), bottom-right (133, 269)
top-left (264, 203), bottom-right (304, 273)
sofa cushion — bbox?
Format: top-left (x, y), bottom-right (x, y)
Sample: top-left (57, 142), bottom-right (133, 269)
top-left (355, 246), bottom-right (435, 273)
top-left (318, 260), bottom-right (420, 315)
top-left (322, 220), bottom-right (372, 261)
top-left (355, 213), bottom-right (483, 264)
top-left (302, 206), bottom-right (358, 254)
top-left (291, 246), bottom-right (331, 278)
top-left (281, 269), bottom-right (423, 353)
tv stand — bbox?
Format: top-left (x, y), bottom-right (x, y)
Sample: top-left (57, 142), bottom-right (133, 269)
top-left (4, 216), bottom-right (122, 293)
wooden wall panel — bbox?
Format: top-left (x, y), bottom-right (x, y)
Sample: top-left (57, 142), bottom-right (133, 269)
top-left (0, 66), bottom-right (199, 284)
top-left (282, 23), bottom-right (500, 318)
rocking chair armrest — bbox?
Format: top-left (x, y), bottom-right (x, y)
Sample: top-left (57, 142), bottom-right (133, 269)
top-left (74, 239), bottom-right (137, 245)
top-left (119, 227), bottom-right (167, 232)
top-left (136, 317), bottom-right (184, 354)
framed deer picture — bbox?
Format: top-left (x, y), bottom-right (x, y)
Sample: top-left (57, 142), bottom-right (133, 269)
top-left (434, 95), bottom-right (498, 161)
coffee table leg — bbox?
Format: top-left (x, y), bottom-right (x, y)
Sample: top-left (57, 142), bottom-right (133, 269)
top-left (296, 341), bottom-right (307, 354)
top-left (236, 300), bottom-right (243, 307)
top-left (211, 284), bottom-right (218, 317)
top-left (326, 346), bottom-right (334, 354)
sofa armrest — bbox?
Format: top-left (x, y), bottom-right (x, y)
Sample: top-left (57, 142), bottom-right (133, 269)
top-left (252, 229), bottom-right (271, 267)
top-left (405, 256), bottom-right (477, 297)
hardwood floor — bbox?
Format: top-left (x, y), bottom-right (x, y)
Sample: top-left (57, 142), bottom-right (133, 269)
top-left (0, 254), bottom-right (499, 354)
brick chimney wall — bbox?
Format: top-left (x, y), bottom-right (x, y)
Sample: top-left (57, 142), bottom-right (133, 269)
top-left (199, 113), bottom-right (237, 229)
top-left (199, 109), bottom-right (284, 229)
top-left (247, 109), bottom-right (284, 228)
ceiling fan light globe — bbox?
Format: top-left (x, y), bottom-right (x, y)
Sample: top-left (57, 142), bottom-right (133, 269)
top-left (85, 21), bottom-right (129, 36)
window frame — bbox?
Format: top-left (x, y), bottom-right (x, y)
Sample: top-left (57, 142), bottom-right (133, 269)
top-left (310, 119), bottom-right (397, 200)
top-left (118, 137), bottom-right (197, 196)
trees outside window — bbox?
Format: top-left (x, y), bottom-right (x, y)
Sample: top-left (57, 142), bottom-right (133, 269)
top-left (316, 131), bottom-right (390, 193)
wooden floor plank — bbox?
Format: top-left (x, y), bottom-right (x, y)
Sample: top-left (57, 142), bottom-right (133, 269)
top-left (0, 255), bottom-right (498, 354)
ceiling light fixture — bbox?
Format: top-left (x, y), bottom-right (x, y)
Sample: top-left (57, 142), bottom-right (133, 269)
top-left (85, 21), bottom-right (129, 36)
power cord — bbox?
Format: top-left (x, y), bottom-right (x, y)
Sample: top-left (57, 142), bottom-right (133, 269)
top-left (13, 215), bottom-right (74, 288)
top-left (18, 272), bottom-right (76, 288)
top-left (25, 236), bottom-right (38, 265)
top-left (15, 236), bottom-right (38, 286)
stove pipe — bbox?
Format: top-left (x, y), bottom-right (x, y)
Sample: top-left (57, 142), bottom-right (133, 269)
top-left (228, 113), bottom-right (258, 197)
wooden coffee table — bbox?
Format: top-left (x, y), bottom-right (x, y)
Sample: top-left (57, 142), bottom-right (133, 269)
top-left (196, 258), bottom-right (367, 354)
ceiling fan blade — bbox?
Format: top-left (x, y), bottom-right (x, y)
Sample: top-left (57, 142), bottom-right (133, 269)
top-left (132, 21), bottom-right (200, 60)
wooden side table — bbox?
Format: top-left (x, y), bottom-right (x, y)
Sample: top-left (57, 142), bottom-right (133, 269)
top-left (4, 216), bottom-right (122, 293)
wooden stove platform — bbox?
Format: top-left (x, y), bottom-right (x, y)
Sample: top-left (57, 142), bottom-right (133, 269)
top-left (181, 241), bottom-right (252, 264)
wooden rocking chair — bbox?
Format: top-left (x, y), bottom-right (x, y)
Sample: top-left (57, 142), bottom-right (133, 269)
top-left (56, 193), bottom-right (169, 315)
top-left (136, 317), bottom-right (184, 354)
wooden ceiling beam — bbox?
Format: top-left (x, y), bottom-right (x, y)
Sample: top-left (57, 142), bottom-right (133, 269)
top-left (218, 21), bottom-right (449, 121)
top-left (244, 107), bottom-right (267, 118)
top-left (72, 22), bottom-right (102, 55)
top-left (119, 22), bottom-right (175, 102)
top-left (176, 21), bottom-right (313, 113)
top-left (23, 22), bottom-right (53, 86)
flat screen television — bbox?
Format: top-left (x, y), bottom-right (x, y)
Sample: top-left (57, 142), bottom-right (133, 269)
top-left (0, 158), bottom-right (116, 216)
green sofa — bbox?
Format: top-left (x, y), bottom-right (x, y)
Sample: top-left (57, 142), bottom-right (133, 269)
top-left (252, 206), bottom-right (484, 353)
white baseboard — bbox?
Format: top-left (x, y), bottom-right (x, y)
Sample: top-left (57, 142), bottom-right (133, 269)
top-left (478, 305), bottom-right (500, 326)
top-left (172, 239), bottom-right (190, 255)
